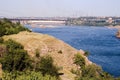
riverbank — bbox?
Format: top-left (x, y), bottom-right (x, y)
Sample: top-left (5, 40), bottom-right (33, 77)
top-left (30, 25), bottom-right (120, 77)
top-left (107, 25), bottom-right (120, 29)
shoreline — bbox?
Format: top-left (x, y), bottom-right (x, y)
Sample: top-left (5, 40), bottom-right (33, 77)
top-left (107, 25), bottom-right (120, 29)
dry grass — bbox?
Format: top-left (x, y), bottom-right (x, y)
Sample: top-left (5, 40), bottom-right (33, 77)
top-left (3, 31), bottom-right (92, 80)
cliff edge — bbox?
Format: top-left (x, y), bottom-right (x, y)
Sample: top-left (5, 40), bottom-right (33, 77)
top-left (3, 31), bottom-right (92, 80)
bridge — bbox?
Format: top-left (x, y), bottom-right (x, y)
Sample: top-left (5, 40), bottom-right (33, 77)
top-left (9, 18), bottom-right (67, 25)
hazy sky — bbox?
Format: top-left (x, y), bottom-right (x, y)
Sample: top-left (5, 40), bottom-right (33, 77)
top-left (0, 0), bottom-right (120, 17)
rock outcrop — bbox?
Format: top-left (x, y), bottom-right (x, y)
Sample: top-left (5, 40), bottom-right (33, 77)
top-left (3, 31), bottom-right (92, 80)
top-left (116, 30), bottom-right (120, 38)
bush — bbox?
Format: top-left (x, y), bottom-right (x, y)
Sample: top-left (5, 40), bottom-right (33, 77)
top-left (73, 53), bottom-right (115, 80)
top-left (36, 55), bottom-right (60, 77)
top-left (0, 39), bottom-right (32, 72)
top-left (84, 51), bottom-right (89, 57)
top-left (81, 64), bottom-right (101, 78)
top-left (5, 39), bottom-right (23, 50)
top-left (2, 71), bottom-right (57, 80)
top-left (76, 64), bottom-right (115, 80)
top-left (73, 53), bottom-right (85, 69)
top-left (0, 18), bottom-right (30, 37)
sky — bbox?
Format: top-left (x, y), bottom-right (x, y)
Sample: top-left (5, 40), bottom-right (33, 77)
top-left (0, 0), bottom-right (120, 17)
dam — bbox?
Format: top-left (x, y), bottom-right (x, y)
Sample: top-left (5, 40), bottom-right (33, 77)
top-left (9, 18), bottom-right (67, 25)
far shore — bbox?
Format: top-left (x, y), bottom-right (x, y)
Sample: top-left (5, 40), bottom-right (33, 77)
top-left (107, 25), bottom-right (120, 29)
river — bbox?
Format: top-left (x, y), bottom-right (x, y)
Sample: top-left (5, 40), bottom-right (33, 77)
top-left (25, 25), bottom-right (120, 77)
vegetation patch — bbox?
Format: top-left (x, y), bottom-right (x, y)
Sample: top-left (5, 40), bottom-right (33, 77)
top-left (0, 39), bottom-right (60, 80)
top-left (35, 55), bottom-right (60, 77)
top-left (73, 53), bottom-right (85, 69)
top-left (0, 18), bottom-right (30, 37)
top-left (73, 53), bottom-right (120, 80)
top-left (0, 39), bottom-right (32, 72)
top-left (2, 71), bottom-right (57, 80)
top-left (84, 51), bottom-right (89, 57)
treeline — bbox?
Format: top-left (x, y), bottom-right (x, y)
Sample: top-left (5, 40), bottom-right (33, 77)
top-left (0, 18), bottom-right (30, 37)
top-left (66, 18), bottom-right (120, 26)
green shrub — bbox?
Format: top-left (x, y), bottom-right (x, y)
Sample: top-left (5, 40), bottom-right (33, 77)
top-left (5, 39), bottom-right (23, 50)
top-left (76, 64), bottom-right (115, 80)
top-left (84, 51), bottom-right (89, 57)
top-left (2, 71), bottom-right (57, 80)
top-left (73, 53), bottom-right (116, 80)
top-left (0, 39), bottom-right (32, 72)
top-left (0, 39), bottom-right (60, 79)
top-left (36, 55), bottom-right (60, 77)
top-left (73, 53), bottom-right (85, 69)
top-left (81, 64), bottom-right (101, 78)
top-left (0, 18), bottom-right (30, 37)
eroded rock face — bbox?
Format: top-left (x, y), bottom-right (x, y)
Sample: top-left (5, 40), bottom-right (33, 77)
top-left (3, 31), bottom-right (92, 80)
top-left (116, 30), bottom-right (120, 38)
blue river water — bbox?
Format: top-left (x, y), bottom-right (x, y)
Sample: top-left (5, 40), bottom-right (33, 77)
top-left (25, 25), bottom-right (120, 77)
